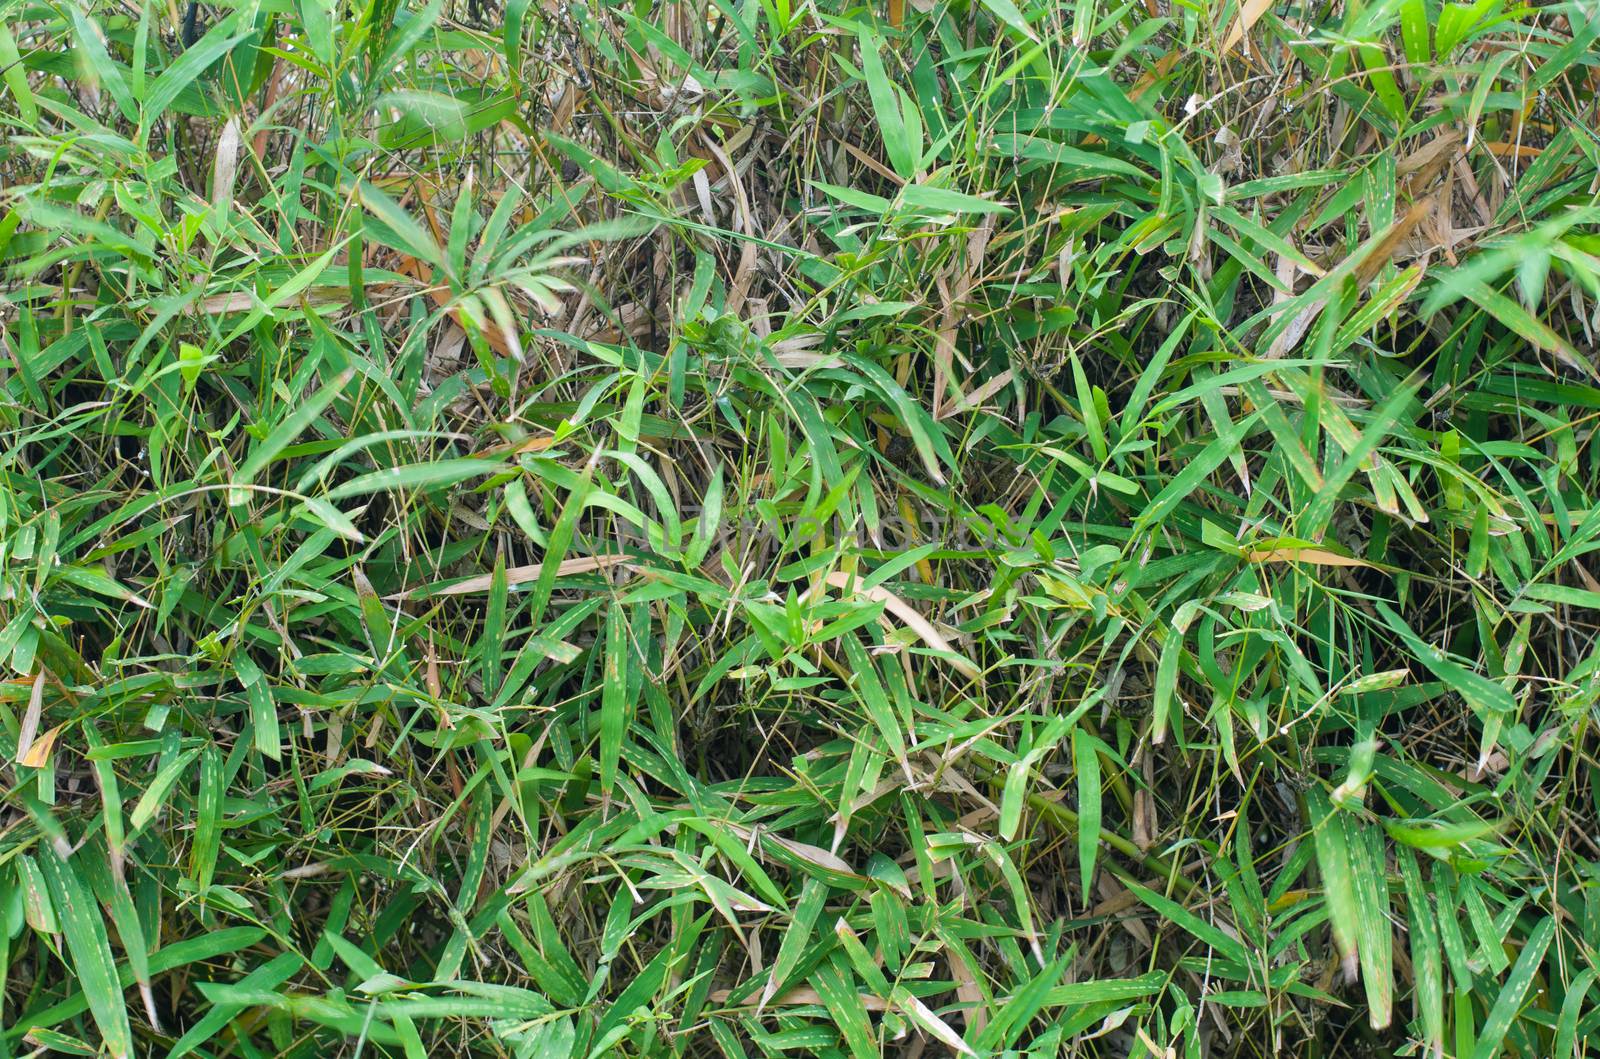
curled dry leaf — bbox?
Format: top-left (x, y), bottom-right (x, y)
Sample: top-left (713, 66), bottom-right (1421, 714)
top-left (19, 723), bottom-right (63, 770)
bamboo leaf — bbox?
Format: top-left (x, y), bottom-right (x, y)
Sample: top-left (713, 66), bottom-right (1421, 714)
top-left (37, 850), bottom-right (133, 1059)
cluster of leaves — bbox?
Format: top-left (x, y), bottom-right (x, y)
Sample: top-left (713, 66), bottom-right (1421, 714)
top-left (1, 0), bottom-right (1599, 1055)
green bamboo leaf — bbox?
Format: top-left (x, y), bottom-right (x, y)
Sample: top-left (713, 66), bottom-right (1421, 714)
top-left (844, 354), bottom-right (953, 484)
top-left (811, 956), bottom-right (877, 1059)
top-left (192, 744), bottom-right (223, 897)
top-left (1350, 819), bottom-right (1393, 1028)
top-left (324, 459), bottom-right (510, 501)
top-left (357, 181), bottom-right (445, 267)
top-left (891, 984), bottom-right (975, 1055)
top-left (1398, 848), bottom-right (1443, 1051)
top-left (1073, 729), bottom-right (1101, 895)
top-left (1307, 789), bottom-right (1360, 978)
top-left (218, 243), bottom-right (344, 346)
top-left (857, 32), bottom-right (913, 178)
top-left (1436, 0), bottom-right (1498, 55)
top-left (990, 133), bottom-right (1148, 180)
top-left (999, 754), bottom-right (1030, 842)
top-left (11, 929), bottom-right (269, 1048)
top-left (898, 184), bottom-right (1011, 215)
top-left (1399, 0), bottom-right (1430, 63)
top-left (977, 0), bottom-right (1039, 40)
top-left (235, 654), bottom-right (280, 761)
top-left (1152, 628), bottom-right (1183, 745)
top-left (479, 550), bottom-right (508, 697)
top-left (378, 0), bottom-right (445, 68)
top-left (843, 635), bottom-right (907, 765)
top-left (130, 748), bottom-right (201, 831)
top-left (68, 8), bottom-right (137, 121)
top-left (230, 369), bottom-right (353, 500)
top-left (20, 1028), bottom-right (95, 1055)
top-left (56, 565), bottom-right (152, 610)
top-left (1038, 969), bottom-right (1165, 1006)
top-left (17, 854), bottom-right (57, 933)
top-left (1120, 877), bottom-right (1249, 965)
top-left (1435, 871), bottom-right (1475, 991)
top-left (812, 180), bottom-right (894, 213)
top-left (1136, 412), bottom-right (1259, 530)
top-left (600, 603), bottom-right (628, 795)
top-left (143, 18), bottom-right (246, 120)
top-left (80, 848), bottom-right (153, 1026)
top-left (504, 0), bottom-right (534, 71)
top-left (1471, 916), bottom-right (1555, 1059)
top-left (0, 23), bottom-right (37, 127)
top-left (524, 471), bottom-right (592, 632)
top-left (37, 850), bottom-right (133, 1059)
top-left (297, 495), bottom-right (367, 543)
top-left (1374, 602), bottom-right (1515, 717)
top-left (82, 728), bottom-right (124, 859)
top-left (1555, 966), bottom-right (1596, 1058)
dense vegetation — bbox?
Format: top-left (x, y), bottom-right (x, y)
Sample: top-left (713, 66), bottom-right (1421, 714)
top-left (1, 0), bottom-right (1599, 1054)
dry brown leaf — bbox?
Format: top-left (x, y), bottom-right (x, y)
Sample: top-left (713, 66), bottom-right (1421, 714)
top-left (700, 132), bottom-right (759, 317)
top-left (389, 554), bottom-right (630, 600)
top-left (1453, 156), bottom-right (1495, 226)
top-left (1484, 141), bottom-right (1543, 160)
top-left (251, 56), bottom-right (285, 162)
top-left (470, 434), bottom-right (557, 460)
top-left (394, 252), bottom-right (522, 360)
top-left (763, 832), bottom-right (856, 875)
top-left (1221, 0), bottom-right (1276, 55)
top-left (201, 287), bottom-right (352, 314)
top-left (824, 571), bottom-right (980, 679)
top-left (1137, 1026), bottom-right (1177, 1059)
top-left (939, 369), bottom-right (1015, 420)
top-left (774, 351), bottom-right (844, 370)
top-left (932, 216), bottom-right (994, 416)
top-left (1266, 197), bottom-right (1436, 358)
top-left (711, 986), bottom-right (890, 1011)
top-left (1083, 1007), bottom-right (1137, 1041)
top-left (1353, 195), bottom-right (1436, 286)
top-left (1397, 130), bottom-right (1462, 186)
top-left (724, 821), bottom-right (866, 879)
top-left (1132, 49), bottom-right (1182, 101)
top-left (1246, 547), bottom-right (1372, 567)
top-left (424, 634), bottom-right (444, 700)
top-left (843, 141), bottom-right (905, 186)
top-left (211, 115), bottom-right (241, 214)
top-left (1132, 789), bottom-right (1154, 850)
top-left (546, 82), bottom-right (578, 136)
top-left (948, 943), bottom-right (987, 1035)
top-left (1267, 298), bottom-right (1327, 358)
top-left (1091, 886), bottom-right (1141, 919)
top-left (1096, 874), bottom-right (1154, 947)
top-left (1578, 563), bottom-right (1600, 597)
top-left (16, 669), bottom-right (44, 766)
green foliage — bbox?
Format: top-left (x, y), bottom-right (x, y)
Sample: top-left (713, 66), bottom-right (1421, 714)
top-left (0, 0), bottom-right (1598, 1055)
